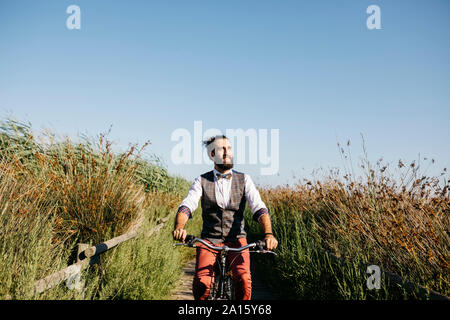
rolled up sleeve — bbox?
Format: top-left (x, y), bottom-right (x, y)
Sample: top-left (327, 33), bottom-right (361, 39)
top-left (244, 174), bottom-right (269, 221)
top-left (178, 176), bottom-right (202, 219)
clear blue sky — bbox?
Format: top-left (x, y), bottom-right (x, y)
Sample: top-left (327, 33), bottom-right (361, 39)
top-left (1, 0), bottom-right (449, 187)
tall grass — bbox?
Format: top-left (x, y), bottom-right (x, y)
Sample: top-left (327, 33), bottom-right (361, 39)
top-left (0, 118), bottom-right (195, 299)
top-left (0, 159), bottom-right (73, 299)
top-left (247, 140), bottom-right (449, 299)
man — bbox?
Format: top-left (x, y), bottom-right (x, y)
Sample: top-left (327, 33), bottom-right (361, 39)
top-left (172, 135), bottom-right (278, 300)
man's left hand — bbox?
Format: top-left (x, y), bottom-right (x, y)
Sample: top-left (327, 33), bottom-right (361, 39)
top-left (264, 234), bottom-right (278, 251)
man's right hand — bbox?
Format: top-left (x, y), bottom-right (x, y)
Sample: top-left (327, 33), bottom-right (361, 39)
top-left (173, 228), bottom-right (187, 242)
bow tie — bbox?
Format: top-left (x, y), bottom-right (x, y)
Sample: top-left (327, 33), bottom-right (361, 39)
top-left (216, 172), bottom-right (232, 180)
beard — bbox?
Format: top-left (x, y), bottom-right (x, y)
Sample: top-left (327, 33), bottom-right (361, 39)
top-left (215, 162), bottom-right (234, 171)
top-left (215, 156), bottom-right (234, 171)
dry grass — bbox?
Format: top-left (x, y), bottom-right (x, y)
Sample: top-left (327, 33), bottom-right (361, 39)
top-left (248, 139), bottom-right (449, 299)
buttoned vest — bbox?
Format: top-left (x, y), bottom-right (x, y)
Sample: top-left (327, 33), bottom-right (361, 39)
top-left (200, 170), bottom-right (247, 244)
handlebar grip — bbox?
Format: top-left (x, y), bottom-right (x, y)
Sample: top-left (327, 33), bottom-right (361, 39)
top-left (255, 240), bottom-right (266, 250)
top-left (185, 235), bottom-right (195, 243)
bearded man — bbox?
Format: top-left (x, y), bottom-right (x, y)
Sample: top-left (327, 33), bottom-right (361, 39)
top-left (172, 135), bottom-right (278, 300)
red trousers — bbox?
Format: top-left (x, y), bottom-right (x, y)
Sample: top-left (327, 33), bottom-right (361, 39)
top-left (192, 237), bottom-right (252, 300)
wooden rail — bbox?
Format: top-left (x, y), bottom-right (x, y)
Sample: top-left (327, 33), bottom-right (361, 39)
top-left (33, 216), bottom-right (169, 295)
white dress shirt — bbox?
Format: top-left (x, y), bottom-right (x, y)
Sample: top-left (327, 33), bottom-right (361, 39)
top-left (179, 169), bottom-right (267, 219)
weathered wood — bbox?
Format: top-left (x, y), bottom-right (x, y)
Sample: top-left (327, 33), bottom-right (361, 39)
top-left (33, 216), bottom-right (170, 295)
top-left (33, 259), bottom-right (89, 294)
top-left (83, 217), bottom-right (169, 258)
top-left (84, 230), bottom-right (139, 258)
top-left (65, 243), bottom-right (90, 291)
top-left (158, 216), bottom-right (169, 224)
top-left (77, 244), bottom-right (89, 263)
top-left (146, 221), bottom-right (165, 237)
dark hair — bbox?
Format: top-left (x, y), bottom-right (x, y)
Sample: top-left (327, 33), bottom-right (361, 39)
top-left (202, 135), bottom-right (228, 148)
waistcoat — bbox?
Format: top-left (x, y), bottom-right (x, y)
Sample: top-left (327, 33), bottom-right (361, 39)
top-left (200, 170), bottom-right (247, 244)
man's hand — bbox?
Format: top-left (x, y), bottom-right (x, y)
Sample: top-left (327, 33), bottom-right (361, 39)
top-left (173, 210), bottom-right (189, 242)
top-left (173, 228), bottom-right (187, 242)
top-left (258, 213), bottom-right (278, 251)
top-left (264, 234), bottom-right (278, 251)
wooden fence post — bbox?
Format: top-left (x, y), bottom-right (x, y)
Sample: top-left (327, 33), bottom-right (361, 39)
top-left (77, 244), bottom-right (89, 263)
top-left (66, 243), bottom-right (89, 292)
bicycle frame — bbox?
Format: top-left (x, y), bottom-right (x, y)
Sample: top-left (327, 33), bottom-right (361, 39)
top-left (212, 247), bottom-right (238, 300)
top-left (211, 249), bottom-right (231, 300)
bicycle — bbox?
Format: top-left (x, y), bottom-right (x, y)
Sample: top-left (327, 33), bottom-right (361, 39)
top-left (173, 235), bottom-right (277, 300)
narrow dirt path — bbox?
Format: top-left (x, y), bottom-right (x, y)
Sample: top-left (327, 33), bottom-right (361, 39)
top-left (171, 260), bottom-right (196, 300)
top-left (170, 259), bottom-right (276, 300)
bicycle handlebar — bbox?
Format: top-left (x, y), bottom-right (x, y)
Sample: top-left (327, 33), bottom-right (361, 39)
top-left (173, 235), bottom-right (277, 256)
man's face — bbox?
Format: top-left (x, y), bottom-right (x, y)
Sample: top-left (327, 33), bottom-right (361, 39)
top-left (212, 138), bottom-right (233, 169)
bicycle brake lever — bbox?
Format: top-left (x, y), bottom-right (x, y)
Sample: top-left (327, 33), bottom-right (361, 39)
top-left (173, 242), bottom-right (196, 248)
top-left (249, 249), bottom-right (278, 256)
